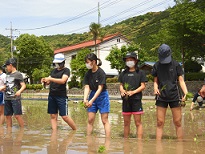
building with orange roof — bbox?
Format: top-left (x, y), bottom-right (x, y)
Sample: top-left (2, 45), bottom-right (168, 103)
top-left (54, 33), bottom-right (129, 78)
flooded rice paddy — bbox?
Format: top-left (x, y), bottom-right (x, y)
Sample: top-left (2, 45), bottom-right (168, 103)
top-left (1, 99), bottom-right (205, 153)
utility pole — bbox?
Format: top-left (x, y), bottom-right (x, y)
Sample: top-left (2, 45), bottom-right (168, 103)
top-left (98, 2), bottom-right (100, 24)
top-left (97, 2), bottom-right (101, 58)
top-left (6, 22), bottom-right (17, 58)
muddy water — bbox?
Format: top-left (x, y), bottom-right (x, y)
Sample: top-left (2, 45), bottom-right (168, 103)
top-left (0, 100), bottom-right (204, 153)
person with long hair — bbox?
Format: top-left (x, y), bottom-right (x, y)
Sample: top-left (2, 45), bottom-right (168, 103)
top-left (83, 53), bottom-right (110, 137)
top-left (118, 52), bottom-right (147, 139)
top-left (152, 44), bottom-right (188, 140)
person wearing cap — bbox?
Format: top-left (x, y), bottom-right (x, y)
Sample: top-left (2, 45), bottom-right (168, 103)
top-left (0, 66), bottom-right (6, 125)
top-left (83, 53), bottom-right (110, 137)
top-left (3, 58), bottom-right (26, 128)
top-left (118, 52), bottom-right (147, 139)
top-left (152, 44), bottom-right (188, 140)
top-left (41, 53), bottom-right (76, 131)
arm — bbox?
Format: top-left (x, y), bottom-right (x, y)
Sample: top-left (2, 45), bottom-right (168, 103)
top-left (15, 82), bottom-right (26, 97)
top-left (154, 77), bottom-right (160, 95)
top-left (199, 85), bottom-right (205, 97)
top-left (83, 85), bottom-right (90, 102)
top-left (190, 102), bottom-right (195, 111)
top-left (127, 82), bottom-right (146, 96)
top-left (0, 85), bottom-right (6, 91)
top-left (119, 83), bottom-right (126, 97)
top-left (87, 85), bottom-right (104, 107)
top-left (178, 76), bottom-right (188, 102)
top-left (44, 74), bottom-right (68, 85)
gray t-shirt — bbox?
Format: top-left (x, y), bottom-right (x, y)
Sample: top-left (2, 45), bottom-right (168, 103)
top-left (5, 71), bottom-right (24, 100)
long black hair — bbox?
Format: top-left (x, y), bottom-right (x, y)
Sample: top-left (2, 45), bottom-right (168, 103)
top-left (85, 53), bottom-right (102, 66)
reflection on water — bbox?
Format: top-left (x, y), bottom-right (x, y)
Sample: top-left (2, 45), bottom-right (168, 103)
top-left (47, 130), bottom-right (76, 154)
top-left (1, 127), bottom-right (24, 154)
top-left (0, 100), bottom-right (204, 153)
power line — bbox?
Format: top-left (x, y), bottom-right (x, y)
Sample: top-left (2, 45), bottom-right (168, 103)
top-left (17, 0), bottom-right (123, 31)
top-left (63, 0), bottom-right (169, 35)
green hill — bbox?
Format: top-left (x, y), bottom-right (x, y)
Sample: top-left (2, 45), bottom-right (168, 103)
top-left (42, 11), bottom-right (168, 51)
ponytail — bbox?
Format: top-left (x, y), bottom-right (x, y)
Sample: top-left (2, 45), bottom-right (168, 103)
top-left (97, 58), bottom-right (102, 66)
top-left (85, 53), bottom-right (102, 66)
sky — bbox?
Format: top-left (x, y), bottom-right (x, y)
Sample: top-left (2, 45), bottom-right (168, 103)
top-left (0, 0), bottom-right (175, 37)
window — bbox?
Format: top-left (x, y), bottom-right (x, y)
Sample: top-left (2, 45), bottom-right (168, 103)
top-left (117, 38), bottom-right (120, 42)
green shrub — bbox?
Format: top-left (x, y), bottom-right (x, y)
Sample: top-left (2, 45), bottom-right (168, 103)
top-left (185, 72), bottom-right (205, 81)
top-left (26, 84), bottom-right (43, 90)
top-left (184, 60), bottom-right (202, 73)
top-left (106, 77), bottom-right (118, 83)
top-left (146, 74), bottom-right (154, 82)
top-left (68, 75), bottom-right (80, 89)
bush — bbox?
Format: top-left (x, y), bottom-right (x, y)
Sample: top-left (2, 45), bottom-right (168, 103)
top-left (146, 74), bottom-right (154, 82)
top-left (185, 60), bottom-right (202, 73)
top-left (106, 77), bottom-right (118, 83)
top-left (26, 84), bottom-right (43, 90)
top-left (185, 72), bottom-right (205, 81)
top-left (68, 75), bottom-right (80, 89)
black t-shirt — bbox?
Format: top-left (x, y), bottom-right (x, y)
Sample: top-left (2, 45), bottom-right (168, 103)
top-left (49, 67), bottom-right (70, 96)
top-left (118, 69), bottom-right (147, 99)
top-left (152, 60), bottom-right (184, 102)
top-left (83, 67), bottom-right (107, 91)
top-left (192, 92), bottom-right (205, 102)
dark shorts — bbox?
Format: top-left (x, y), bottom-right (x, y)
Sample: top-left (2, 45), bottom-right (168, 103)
top-left (0, 92), bottom-right (4, 105)
top-left (87, 90), bottom-right (110, 114)
top-left (156, 100), bottom-right (180, 108)
top-left (4, 99), bottom-right (22, 115)
top-left (48, 95), bottom-right (68, 116)
top-left (122, 99), bottom-right (144, 115)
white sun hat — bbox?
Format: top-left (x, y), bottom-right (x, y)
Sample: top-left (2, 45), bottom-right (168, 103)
top-left (197, 96), bottom-right (203, 102)
top-left (53, 53), bottom-right (65, 63)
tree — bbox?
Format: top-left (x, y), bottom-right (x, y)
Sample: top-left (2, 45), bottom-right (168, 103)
top-left (174, 0), bottom-right (192, 5)
top-left (184, 60), bottom-right (202, 73)
top-left (106, 44), bottom-right (143, 74)
top-left (70, 49), bottom-right (92, 84)
top-left (150, 1), bottom-right (205, 64)
top-left (32, 67), bottom-right (51, 84)
top-left (89, 22), bottom-right (101, 54)
top-left (0, 34), bottom-right (11, 65)
top-left (14, 34), bottom-right (53, 83)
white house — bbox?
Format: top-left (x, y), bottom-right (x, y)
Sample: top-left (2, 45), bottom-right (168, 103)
top-left (54, 33), bottom-right (128, 78)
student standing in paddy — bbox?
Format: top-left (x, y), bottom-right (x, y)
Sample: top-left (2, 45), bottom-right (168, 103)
top-left (0, 66), bottom-right (6, 125)
top-left (41, 53), bottom-right (76, 131)
top-left (83, 53), bottom-right (110, 137)
top-left (152, 44), bottom-right (188, 140)
top-left (3, 58), bottom-right (26, 128)
top-left (118, 52), bottom-right (147, 139)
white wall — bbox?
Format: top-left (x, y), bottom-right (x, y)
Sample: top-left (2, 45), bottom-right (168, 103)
top-left (64, 36), bottom-right (128, 79)
top-left (99, 37), bottom-right (127, 76)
